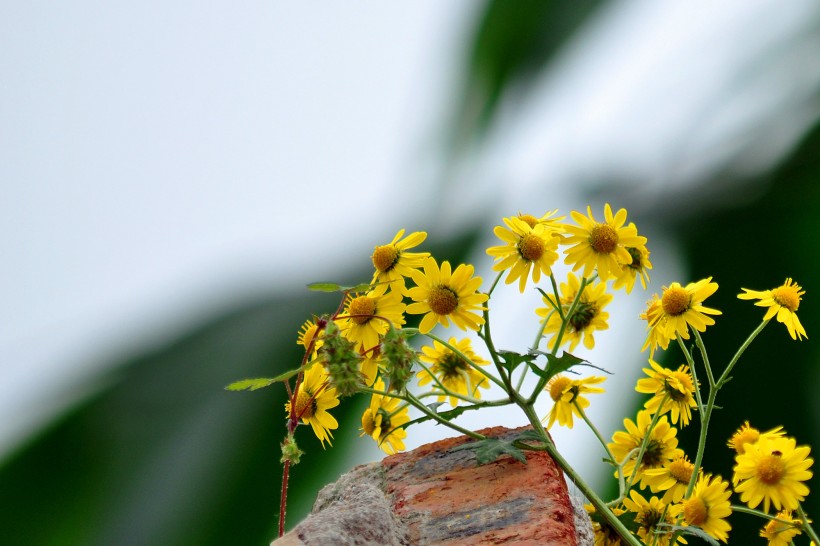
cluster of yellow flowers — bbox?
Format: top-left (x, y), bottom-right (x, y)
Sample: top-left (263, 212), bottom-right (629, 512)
top-left (265, 203), bottom-right (815, 545)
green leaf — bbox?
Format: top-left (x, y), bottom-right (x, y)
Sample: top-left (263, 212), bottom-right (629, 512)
top-left (669, 525), bottom-right (720, 546)
top-left (306, 281), bottom-right (374, 293)
top-left (225, 360), bottom-right (316, 391)
top-left (497, 350), bottom-right (537, 373)
top-left (527, 351), bottom-right (587, 382)
top-left (453, 437), bottom-right (527, 465)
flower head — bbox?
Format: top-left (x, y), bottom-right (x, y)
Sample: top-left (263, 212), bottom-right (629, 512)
top-left (760, 510), bottom-right (804, 546)
top-left (642, 278), bottom-right (721, 353)
top-left (642, 454), bottom-right (696, 503)
top-left (585, 503), bottom-right (628, 546)
top-left (370, 229), bottom-right (429, 294)
top-left (622, 491), bottom-right (680, 545)
top-left (733, 435), bottom-right (813, 512)
top-left (635, 360), bottom-right (697, 427)
top-left (738, 278), bottom-right (807, 340)
top-left (486, 216), bottom-right (560, 292)
top-left (563, 203), bottom-right (647, 281)
top-left (416, 337), bottom-right (489, 407)
top-left (727, 421), bottom-right (785, 456)
top-left (516, 209), bottom-right (565, 231)
top-left (612, 239), bottom-right (653, 294)
top-left (339, 289), bottom-right (406, 352)
top-left (673, 474), bottom-right (732, 542)
top-left (536, 273), bottom-right (612, 352)
top-left (284, 362), bottom-right (340, 448)
top-left (544, 374), bottom-right (606, 429)
top-left (360, 378), bottom-right (410, 454)
top-left (406, 257), bottom-right (488, 334)
top-left (297, 317), bottom-right (324, 357)
top-left (608, 410), bottom-right (683, 487)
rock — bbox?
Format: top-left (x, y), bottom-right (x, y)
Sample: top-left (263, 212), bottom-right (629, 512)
top-left (273, 426), bottom-right (592, 546)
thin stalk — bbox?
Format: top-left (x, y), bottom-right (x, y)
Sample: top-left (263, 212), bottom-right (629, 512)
top-left (404, 390), bottom-right (487, 440)
top-left (424, 332), bottom-right (506, 390)
top-left (799, 504), bottom-right (820, 544)
top-left (278, 460), bottom-right (290, 537)
top-left (625, 395), bottom-right (668, 491)
top-left (692, 329), bottom-right (715, 389)
top-left (717, 319), bottom-right (768, 388)
top-left (575, 401), bottom-right (625, 498)
top-left (676, 336), bottom-right (704, 414)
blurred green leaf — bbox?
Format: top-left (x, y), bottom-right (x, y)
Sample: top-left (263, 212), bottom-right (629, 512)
top-left (306, 281), bottom-right (372, 293)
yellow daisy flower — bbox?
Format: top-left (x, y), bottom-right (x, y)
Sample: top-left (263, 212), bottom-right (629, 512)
top-left (536, 272), bottom-right (613, 352)
top-left (608, 410), bottom-right (683, 488)
top-left (622, 491), bottom-right (680, 546)
top-left (416, 337), bottom-right (489, 407)
top-left (635, 360), bottom-right (697, 427)
top-left (612, 239), bottom-right (653, 294)
top-left (733, 435), bottom-right (813, 512)
top-left (643, 278), bottom-right (721, 350)
top-left (544, 374), bottom-right (606, 429)
top-left (760, 510), bottom-right (804, 546)
top-left (370, 229), bottom-right (429, 294)
top-left (642, 454), bottom-right (696, 503)
top-left (360, 378), bottom-right (410, 454)
top-left (297, 317), bottom-right (324, 356)
top-left (486, 216), bottom-right (560, 293)
top-left (673, 473), bottom-right (732, 543)
top-left (738, 278), bottom-right (807, 340)
top-left (563, 203), bottom-right (647, 281)
top-left (584, 503), bottom-right (628, 546)
top-left (339, 289), bottom-right (406, 352)
top-left (359, 348), bottom-right (383, 387)
top-left (516, 209), bottom-right (566, 231)
top-left (640, 295), bottom-right (673, 356)
top-left (284, 362), bottom-right (340, 448)
top-left (727, 421), bottom-right (785, 456)
top-left (406, 257), bottom-right (489, 334)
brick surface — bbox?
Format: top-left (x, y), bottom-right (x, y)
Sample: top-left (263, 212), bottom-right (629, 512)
top-left (272, 426), bottom-right (587, 546)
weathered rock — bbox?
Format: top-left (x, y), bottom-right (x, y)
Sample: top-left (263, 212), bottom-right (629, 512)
top-left (273, 426), bottom-right (592, 546)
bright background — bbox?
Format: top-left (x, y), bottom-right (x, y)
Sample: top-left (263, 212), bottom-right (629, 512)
top-left (2, 2), bottom-right (820, 545)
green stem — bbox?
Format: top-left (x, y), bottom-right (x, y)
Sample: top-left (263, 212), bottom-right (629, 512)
top-left (403, 391), bottom-right (487, 441)
top-left (424, 332), bottom-right (507, 390)
top-left (626, 395), bottom-right (668, 491)
top-left (798, 504), bottom-right (820, 544)
top-left (676, 336), bottom-right (704, 414)
top-left (486, 270), bottom-right (504, 298)
top-left (716, 319), bottom-right (768, 388)
top-left (692, 329), bottom-right (715, 389)
top-left (575, 401), bottom-right (625, 498)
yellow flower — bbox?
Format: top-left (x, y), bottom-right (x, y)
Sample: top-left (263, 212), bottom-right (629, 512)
top-left (359, 348), bottom-right (383, 387)
top-left (608, 410), bottom-right (683, 488)
top-left (727, 421), bottom-right (785, 456)
top-left (339, 289), bottom-right (406, 352)
top-left (536, 272), bottom-right (613, 352)
top-left (544, 374), bottom-right (606, 429)
top-left (584, 503), bottom-right (629, 546)
top-left (734, 435), bottom-right (813, 512)
top-left (622, 491), bottom-right (680, 545)
top-left (612, 239), bottom-right (653, 294)
top-left (673, 473), bottom-right (732, 543)
top-left (297, 317), bottom-right (324, 357)
top-left (642, 454), bottom-right (696, 503)
top-left (370, 229), bottom-right (429, 294)
top-left (643, 278), bottom-right (721, 351)
top-left (563, 203), bottom-right (647, 281)
top-left (635, 360), bottom-right (697, 427)
top-left (284, 362), bottom-right (340, 448)
top-left (486, 216), bottom-right (560, 292)
top-left (406, 257), bottom-right (488, 334)
top-left (738, 278), bottom-right (807, 340)
top-left (760, 510), bottom-right (804, 546)
top-left (516, 209), bottom-right (566, 231)
top-left (416, 337), bottom-right (489, 407)
top-left (360, 378), bottom-right (410, 454)
top-left (640, 295), bottom-right (672, 356)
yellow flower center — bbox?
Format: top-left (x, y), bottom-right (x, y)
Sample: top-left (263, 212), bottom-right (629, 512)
top-left (641, 439), bottom-right (665, 468)
top-left (757, 452), bottom-right (786, 484)
top-left (372, 245), bottom-right (399, 272)
top-left (668, 458), bottom-right (694, 483)
top-left (568, 301), bottom-right (597, 332)
top-left (662, 285), bottom-right (690, 316)
top-left (361, 409), bottom-right (377, 436)
top-left (429, 286), bottom-right (458, 315)
top-left (683, 497), bottom-right (708, 526)
top-left (590, 224), bottom-right (618, 254)
top-left (438, 352), bottom-right (468, 380)
top-left (731, 427), bottom-right (759, 454)
top-left (518, 233), bottom-right (545, 262)
top-left (626, 247), bottom-right (643, 270)
top-left (293, 390), bottom-right (315, 420)
top-left (548, 376), bottom-right (572, 401)
top-left (349, 296), bottom-right (376, 325)
top-left (772, 285), bottom-right (800, 312)
top-left (518, 214), bottom-right (538, 228)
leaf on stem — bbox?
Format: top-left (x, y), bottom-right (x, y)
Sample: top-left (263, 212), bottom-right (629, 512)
top-left (306, 281), bottom-right (378, 293)
top-left (497, 350), bottom-right (537, 373)
top-left (225, 366), bottom-right (304, 391)
top-left (453, 437), bottom-right (528, 465)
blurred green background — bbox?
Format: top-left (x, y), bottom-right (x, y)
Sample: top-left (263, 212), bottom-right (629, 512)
top-left (3, 2), bottom-right (819, 545)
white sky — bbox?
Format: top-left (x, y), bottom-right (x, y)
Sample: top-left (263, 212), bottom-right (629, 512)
top-left (2, 0), bottom-right (819, 480)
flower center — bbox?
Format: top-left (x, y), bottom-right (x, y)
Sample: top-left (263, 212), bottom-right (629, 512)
top-left (626, 247), bottom-right (643, 270)
top-left (590, 224), bottom-right (618, 254)
top-left (293, 390), bottom-right (315, 420)
top-left (429, 286), bottom-right (458, 315)
top-left (377, 408), bottom-right (392, 438)
top-left (638, 508), bottom-right (663, 531)
top-left (756, 453), bottom-right (786, 484)
top-left (518, 214), bottom-right (538, 228)
top-left (548, 376), bottom-right (572, 402)
top-left (772, 285), bottom-right (800, 312)
top-left (361, 409), bottom-right (376, 436)
top-left (372, 245), bottom-right (399, 273)
top-left (668, 458), bottom-right (694, 483)
top-left (438, 352), bottom-right (467, 380)
top-left (568, 301), bottom-right (597, 332)
top-left (518, 233), bottom-right (545, 262)
top-left (641, 439), bottom-right (664, 468)
top-left (349, 296), bottom-right (376, 325)
top-left (683, 497), bottom-right (708, 526)
top-left (661, 285), bottom-right (690, 316)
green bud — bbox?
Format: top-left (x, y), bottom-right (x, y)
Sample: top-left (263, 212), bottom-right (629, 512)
top-left (318, 321), bottom-right (363, 397)
top-left (280, 435), bottom-right (304, 465)
top-left (381, 327), bottom-right (417, 393)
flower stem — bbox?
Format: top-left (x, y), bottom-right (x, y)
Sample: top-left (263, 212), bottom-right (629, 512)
top-left (575, 402), bottom-right (625, 497)
top-left (279, 459), bottom-right (290, 537)
top-left (716, 319), bottom-right (768, 388)
top-left (799, 504), bottom-right (820, 544)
